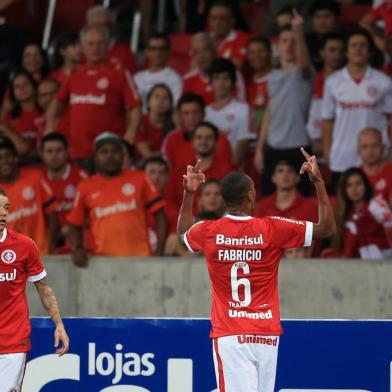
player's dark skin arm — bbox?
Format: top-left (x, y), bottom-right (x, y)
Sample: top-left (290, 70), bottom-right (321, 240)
top-left (67, 224), bottom-right (88, 267)
top-left (177, 160), bottom-right (205, 238)
top-left (34, 277), bottom-right (69, 356)
top-left (299, 147), bottom-right (336, 239)
top-left (154, 208), bottom-right (167, 256)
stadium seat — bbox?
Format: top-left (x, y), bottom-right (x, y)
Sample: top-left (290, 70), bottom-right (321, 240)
top-left (339, 5), bottom-right (372, 30)
top-left (240, 2), bottom-right (269, 34)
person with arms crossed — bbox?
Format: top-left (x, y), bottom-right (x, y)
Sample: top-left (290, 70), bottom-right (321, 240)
top-left (0, 188), bottom-right (69, 392)
top-left (177, 148), bottom-right (335, 392)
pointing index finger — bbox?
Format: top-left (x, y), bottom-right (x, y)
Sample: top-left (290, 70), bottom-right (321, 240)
top-left (194, 159), bottom-right (202, 172)
top-left (300, 147), bottom-right (311, 161)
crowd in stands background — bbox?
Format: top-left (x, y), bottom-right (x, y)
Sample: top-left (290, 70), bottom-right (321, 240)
top-left (0, 0), bottom-right (391, 263)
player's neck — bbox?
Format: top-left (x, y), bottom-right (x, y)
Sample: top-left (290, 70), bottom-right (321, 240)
top-left (149, 112), bottom-right (166, 127)
top-left (196, 154), bottom-right (214, 170)
top-left (226, 205), bottom-right (250, 217)
top-left (347, 63), bottom-right (368, 79)
top-left (362, 160), bottom-right (383, 175)
top-left (254, 67), bottom-right (271, 79)
top-left (212, 95), bottom-right (232, 109)
top-left (280, 59), bottom-right (295, 71)
top-left (48, 163), bottom-right (69, 180)
top-left (149, 64), bottom-right (166, 73)
top-left (323, 65), bottom-right (336, 78)
top-left (276, 189), bottom-right (297, 207)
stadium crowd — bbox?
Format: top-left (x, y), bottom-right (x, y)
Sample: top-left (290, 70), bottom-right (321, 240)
top-left (0, 0), bottom-right (391, 264)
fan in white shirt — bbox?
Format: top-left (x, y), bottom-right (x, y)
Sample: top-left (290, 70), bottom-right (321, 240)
top-left (134, 34), bottom-right (182, 109)
top-left (205, 58), bottom-right (255, 167)
top-left (322, 29), bottom-right (392, 177)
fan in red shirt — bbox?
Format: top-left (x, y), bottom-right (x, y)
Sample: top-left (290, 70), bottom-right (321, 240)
top-left (358, 127), bottom-right (392, 206)
top-left (161, 92), bottom-right (232, 171)
top-left (41, 133), bottom-right (88, 253)
top-left (207, 2), bottom-right (250, 68)
top-left (183, 33), bottom-right (246, 105)
top-left (332, 167), bottom-right (391, 259)
top-left (255, 160), bottom-right (318, 222)
top-left (245, 37), bottom-right (272, 130)
top-left (3, 69), bottom-right (44, 159)
top-left (135, 84), bottom-right (174, 159)
top-left (86, 5), bottom-right (137, 74)
top-left (45, 25), bottom-right (142, 162)
top-left (177, 148), bottom-right (335, 392)
top-left (167, 121), bottom-right (234, 224)
top-left (0, 189), bottom-right (69, 391)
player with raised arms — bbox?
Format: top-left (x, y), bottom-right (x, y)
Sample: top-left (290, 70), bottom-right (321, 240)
top-left (177, 148), bottom-right (336, 391)
top-left (0, 189), bottom-right (69, 391)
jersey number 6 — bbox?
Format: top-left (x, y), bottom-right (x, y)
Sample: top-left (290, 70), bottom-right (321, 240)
top-left (231, 262), bottom-right (251, 306)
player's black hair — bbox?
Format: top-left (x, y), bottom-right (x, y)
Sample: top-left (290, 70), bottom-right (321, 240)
top-left (177, 92), bottom-right (205, 111)
top-left (273, 159), bottom-right (298, 173)
top-left (247, 36), bottom-right (272, 53)
top-left (309, 0), bottom-right (340, 17)
top-left (345, 28), bottom-right (374, 53)
top-left (142, 156), bottom-right (169, 171)
top-left (194, 121), bottom-right (219, 141)
top-left (52, 31), bottom-right (80, 69)
top-left (209, 58), bottom-right (236, 84)
top-left (277, 5), bottom-right (294, 17)
top-left (221, 172), bottom-right (251, 208)
top-left (200, 178), bottom-right (221, 193)
top-left (209, 0), bottom-right (235, 16)
top-left (0, 188), bottom-right (8, 197)
top-left (0, 137), bottom-right (17, 156)
top-left (41, 132), bottom-right (69, 149)
top-left (147, 33), bottom-right (171, 49)
top-left (320, 32), bottom-right (345, 49)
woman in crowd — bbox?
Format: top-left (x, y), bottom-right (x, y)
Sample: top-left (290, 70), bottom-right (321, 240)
top-left (21, 41), bottom-right (48, 83)
top-left (2, 69), bottom-right (43, 158)
top-left (332, 168), bottom-right (391, 259)
top-left (50, 32), bottom-right (83, 83)
top-left (136, 83), bottom-right (174, 159)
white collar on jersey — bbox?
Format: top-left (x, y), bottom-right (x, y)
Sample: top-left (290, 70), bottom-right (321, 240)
top-left (0, 228), bottom-right (7, 242)
top-left (225, 214), bottom-right (253, 221)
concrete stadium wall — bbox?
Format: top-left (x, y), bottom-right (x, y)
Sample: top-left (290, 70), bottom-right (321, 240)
top-left (27, 256), bottom-right (392, 319)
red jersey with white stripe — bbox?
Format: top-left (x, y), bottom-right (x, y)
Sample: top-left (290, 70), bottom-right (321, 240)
top-left (0, 228), bottom-right (46, 353)
top-left (43, 163), bottom-right (88, 226)
top-left (184, 214), bottom-right (313, 337)
top-left (56, 62), bottom-right (141, 159)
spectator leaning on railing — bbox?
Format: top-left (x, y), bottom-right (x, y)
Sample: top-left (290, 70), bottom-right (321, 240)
top-left (45, 25), bottom-right (142, 171)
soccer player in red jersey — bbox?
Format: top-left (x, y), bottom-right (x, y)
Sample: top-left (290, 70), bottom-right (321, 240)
top-left (177, 149), bottom-right (336, 391)
top-left (0, 188), bottom-right (69, 391)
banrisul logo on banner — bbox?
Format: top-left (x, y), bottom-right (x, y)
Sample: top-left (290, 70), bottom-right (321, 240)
top-left (24, 319), bottom-right (392, 391)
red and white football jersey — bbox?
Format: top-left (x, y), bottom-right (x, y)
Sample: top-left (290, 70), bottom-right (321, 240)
top-left (56, 62), bottom-right (141, 159)
top-left (43, 163), bottom-right (88, 226)
top-left (216, 30), bottom-right (250, 65)
top-left (0, 228), bottom-right (46, 354)
top-left (184, 214), bottom-right (313, 337)
top-left (362, 162), bottom-right (392, 202)
top-left (322, 66), bottom-right (392, 172)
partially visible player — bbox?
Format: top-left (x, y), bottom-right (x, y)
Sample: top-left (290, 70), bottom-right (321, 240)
top-left (0, 188), bottom-right (69, 392)
top-left (177, 148), bottom-right (335, 392)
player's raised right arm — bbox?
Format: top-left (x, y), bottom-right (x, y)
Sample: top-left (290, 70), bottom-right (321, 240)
top-left (45, 98), bottom-right (64, 135)
top-left (299, 147), bottom-right (336, 239)
top-left (177, 160), bottom-right (205, 237)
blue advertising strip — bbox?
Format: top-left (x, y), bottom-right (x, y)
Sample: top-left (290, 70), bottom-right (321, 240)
top-left (26, 318), bottom-right (392, 392)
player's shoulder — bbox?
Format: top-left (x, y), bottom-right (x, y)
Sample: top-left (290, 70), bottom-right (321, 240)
top-left (164, 66), bottom-right (181, 79)
top-left (134, 68), bottom-right (148, 81)
top-left (370, 67), bottom-right (392, 84)
top-left (20, 167), bottom-right (44, 183)
top-left (77, 174), bottom-right (100, 191)
top-left (6, 228), bottom-right (37, 247)
top-left (70, 163), bottom-right (89, 180)
top-left (325, 68), bottom-right (346, 86)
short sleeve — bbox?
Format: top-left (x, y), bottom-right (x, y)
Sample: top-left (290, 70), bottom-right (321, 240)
top-left (143, 174), bottom-right (165, 213)
top-left (321, 78), bottom-right (336, 120)
top-left (183, 220), bottom-right (209, 252)
top-left (67, 186), bottom-right (87, 226)
top-left (121, 70), bottom-right (142, 108)
top-left (268, 216), bottom-right (313, 249)
top-left (380, 77), bottom-right (392, 114)
top-left (55, 75), bottom-right (71, 102)
top-left (25, 239), bottom-right (46, 283)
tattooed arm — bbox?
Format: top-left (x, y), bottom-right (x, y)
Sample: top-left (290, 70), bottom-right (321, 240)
top-left (34, 277), bottom-right (70, 356)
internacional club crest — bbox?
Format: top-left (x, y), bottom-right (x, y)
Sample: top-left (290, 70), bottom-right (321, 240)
top-left (122, 183), bottom-right (135, 196)
top-left (1, 249), bottom-right (16, 264)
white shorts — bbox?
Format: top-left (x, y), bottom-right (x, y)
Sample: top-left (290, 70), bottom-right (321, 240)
top-left (213, 335), bottom-right (279, 392)
top-left (0, 353), bottom-right (27, 392)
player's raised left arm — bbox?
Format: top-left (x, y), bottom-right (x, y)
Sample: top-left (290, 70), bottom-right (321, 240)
top-left (300, 147), bottom-right (336, 239)
top-left (292, 9), bottom-right (312, 79)
top-left (34, 277), bottom-right (69, 356)
top-left (177, 160), bottom-right (205, 236)
top-left (124, 105), bottom-right (142, 145)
